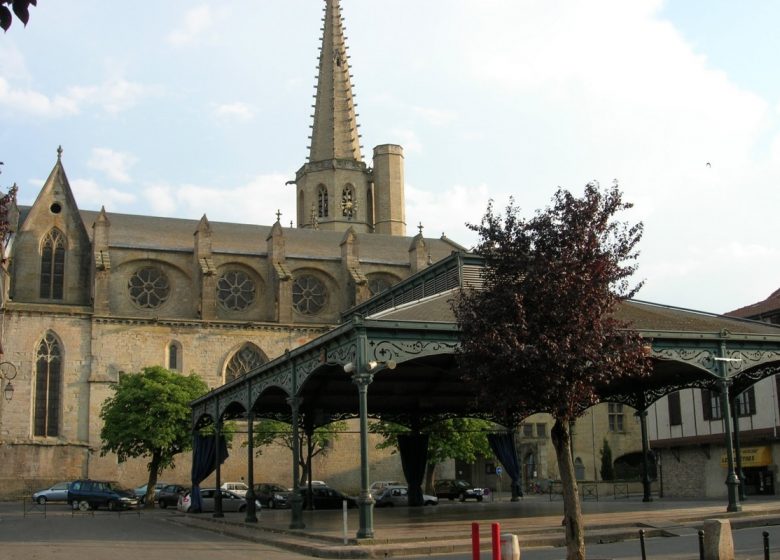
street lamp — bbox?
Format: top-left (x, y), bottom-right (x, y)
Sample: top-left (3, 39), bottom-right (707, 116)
top-left (0, 362), bottom-right (17, 401)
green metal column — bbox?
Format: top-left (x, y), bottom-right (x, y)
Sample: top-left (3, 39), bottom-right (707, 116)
top-left (639, 408), bottom-right (653, 502)
top-left (730, 393), bottom-right (747, 501)
top-left (353, 370), bottom-right (375, 539)
top-left (718, 374), bottom-right (742, 512)
top-left (245, 408), bottom-right (258, 523)
top-left (213, 415), bottom-right (224, 518)
top-left (288, 395), bottom-right (305, 529)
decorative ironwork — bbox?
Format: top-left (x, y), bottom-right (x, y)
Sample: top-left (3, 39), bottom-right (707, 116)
top-left (370, 340), bottom-right (458, 362)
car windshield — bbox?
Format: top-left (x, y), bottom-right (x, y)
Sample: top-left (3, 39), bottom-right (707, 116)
top-left (455, 480), bottom-right (470, 488)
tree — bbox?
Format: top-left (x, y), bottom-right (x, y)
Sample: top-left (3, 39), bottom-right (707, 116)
top-left (371, 418), bottom-right (495, 493)
top-left (0, 0), bottom-right (36, 32)
top-left (454, 183), bottom-right (650, 560)
top-left (600, 439), bottom-right (615, 481)
top-left (252, 418), bottom-right (347, 488)
top-left (100, 366), bottom-right (209, 508)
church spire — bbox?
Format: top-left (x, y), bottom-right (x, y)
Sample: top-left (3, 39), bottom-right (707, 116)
top-left (309, 0), bottom-right (362, 163)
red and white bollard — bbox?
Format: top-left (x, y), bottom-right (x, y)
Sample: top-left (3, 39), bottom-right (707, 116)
top-left (470, 522), bottom-right (520, 560)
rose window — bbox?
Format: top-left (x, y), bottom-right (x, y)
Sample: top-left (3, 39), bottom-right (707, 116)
top-left (217, 270), bottom-right (256, 311)
top-left (292, 274), bottom-right (328, 315)
top-left (128, 267), bottom-right (170, 309)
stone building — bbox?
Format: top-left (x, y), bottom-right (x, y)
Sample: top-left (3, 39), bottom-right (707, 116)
top-left (0, 0), bottom-right (463, 496)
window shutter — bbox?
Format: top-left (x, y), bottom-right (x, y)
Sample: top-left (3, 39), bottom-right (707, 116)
top-left (668, 392), bottom-right (682, 426)
top-left (701, 389), bottom-right (712, 420)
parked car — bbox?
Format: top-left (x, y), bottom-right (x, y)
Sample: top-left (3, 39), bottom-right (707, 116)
top-left (133, 482), bottom-right (168, 504)
top-left (374, 485), bottom-right (438, 507)
top-left (254, 483), bottom-right (292, 509)
top-left (32, 481), bottom-right (71, 504)
top-left (178, 488), bottom-right (261, 513)
top-left (300, 485), bottom-right (357, 509)
top-left (369, 480), bottom-right (402, 497)
top-left (433, 479), bottom-right (485, 502)
top-left (220, 482), bottom-right (249, 497)
top-left (157, 484), bottom-right (188, 509)
top-left (68, 480), bottom-right (140, 511)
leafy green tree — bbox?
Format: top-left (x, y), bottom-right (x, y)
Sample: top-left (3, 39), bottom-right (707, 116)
top-left (600, 439), bottom-right (615, 481)
top-left (100, 366), bottom-right (209, 508)
top-left (371, 418), bottom-right (495, 493)
top-left (252, 418), bottom-right (347, 487)
top-left (454, 183), bottom-right (649, 560)
top-left (1, 0), bottom-right (36, 32)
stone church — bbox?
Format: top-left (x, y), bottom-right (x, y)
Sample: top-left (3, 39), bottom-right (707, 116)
top-left (0, 0), bottom-right (464, 495)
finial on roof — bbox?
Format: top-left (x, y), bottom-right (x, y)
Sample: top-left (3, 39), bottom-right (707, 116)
top-left (57, 145), bottom-right (63, 160)
top-left (417, 222), bottom-right (424, 236)
top-left (275, 209), bottom-right (282, 223)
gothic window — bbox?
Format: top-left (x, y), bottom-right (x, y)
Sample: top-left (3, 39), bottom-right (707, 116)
top-left (225, 344), bottom-right (266, 383)
top-left (40, 229), bottom-right (65, 299)
top-left (128, 266), bottom-right (170, 309)
top-left (341, 184), bottom-right (356, 219)
top-left (34, 332), bottom-right (62, 437)
top-left (292, 274), bottom-right (328, 315)
top-left (608, 403), bottom-right (624, 432)
top-left (368, 274), bottom-right (398, 296)
top-left (317, 185), bottom-right (329, 218)
top-left (167, 341), bottom-right (182, 372)
top-left (217, 270), bottom-right (256, 311)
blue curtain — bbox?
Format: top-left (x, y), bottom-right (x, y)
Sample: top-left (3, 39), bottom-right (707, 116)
top-left (487, 431), bottom-right (523, 500)
top-left (398, 433), bottom-right (429, 507)
top-left (190, 432), bottom-right (229, 512)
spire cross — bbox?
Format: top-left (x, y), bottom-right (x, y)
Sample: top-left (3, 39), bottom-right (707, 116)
top-left (275, 209), bottom-right (282, 223)
top-left (57, 145), bottom-right (63, 160)
top-left (417, 222), bottom-right (424, 235)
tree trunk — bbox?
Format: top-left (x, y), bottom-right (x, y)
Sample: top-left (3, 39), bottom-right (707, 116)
top-left (424, 462), bottom-right (436, 494)
top-left (551, 418), bottom-right (585, 560)
top-left (145, 451), bottom-right (162, 509)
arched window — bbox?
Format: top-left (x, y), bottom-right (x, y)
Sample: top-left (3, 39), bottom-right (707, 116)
top-left (34, 332), bottom-right (62, 437)
top-left (225, 343), bottom-right (267, 383)
top-left (167, 341), bottom-right (182, 372)
top-left (40, 229), bottom-right (65, 299)
top-left (341, 184), bottom-right (355, 219)
top-left (292, 274), bottom-right (328, 315)
top-left (317, 185), bottom-right (329, 218)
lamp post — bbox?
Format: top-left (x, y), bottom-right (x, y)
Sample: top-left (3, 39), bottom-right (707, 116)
top-left (0, 362), bottom-right (17, 401)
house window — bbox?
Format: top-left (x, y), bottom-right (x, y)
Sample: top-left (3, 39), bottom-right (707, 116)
top-left (702, 389), bottom-right (722, 420)
top-left (668, 392), bottom-right (682, 426)
top-left (40, 229), bottom-right (65, 299)
top-left (735, 387), bottom-right (756, 417)
top-left (536, 423), bottom-right (546, 437)
top-left (34, 332), bottom-right (62, 437)
top-left (225, 344), bottom-right (267, 383)
top-left (522, 423), bottom-right (533, 437)
top-left (317, 185), bottom-right (328, 218)
top-left (608, 403), bottom-right (624, 432)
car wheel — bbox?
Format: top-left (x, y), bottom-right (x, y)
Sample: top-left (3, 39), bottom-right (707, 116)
top-left (238, 504), bottom-right (246, 512)
top-left (159, 500), bottom-right (168, 509)
top-left (476, 496), bottom-right (483, 502)
top-left (459, 492), bottom-right (466, 502)
top-left (108, 500), bottom-right (119, 512)
top-left (269, 499), bottom-right (276, 509)
top-left (78, 500), bottom-right (91, 511)
top-left (36, 496), bottom-right (47, 505)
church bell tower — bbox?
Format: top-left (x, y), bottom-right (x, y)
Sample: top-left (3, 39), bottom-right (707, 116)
top-left (295, 0), bottom-right (406, 236)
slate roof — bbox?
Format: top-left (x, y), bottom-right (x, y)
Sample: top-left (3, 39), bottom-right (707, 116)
top-left (19, 206), bottom-right (464, 264)
top-left (726, 287), bottom-right (780, 320)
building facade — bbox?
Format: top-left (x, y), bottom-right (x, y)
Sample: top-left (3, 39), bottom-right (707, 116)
top-left (0, 0), bottom-right (464, 497)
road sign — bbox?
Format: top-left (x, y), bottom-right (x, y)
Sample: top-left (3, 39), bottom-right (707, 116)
top-left (496, 466), bottom-right (503, 475)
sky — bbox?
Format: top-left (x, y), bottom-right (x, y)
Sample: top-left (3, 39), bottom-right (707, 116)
top-left (1, 0), bottom-right (779, 315)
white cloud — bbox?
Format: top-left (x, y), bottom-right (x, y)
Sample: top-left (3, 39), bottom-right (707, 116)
top-left (70, 178), bottom-right (136, 210)
top-left (88, 148), bottom-right (138, 183)
top-left (411, 106), bottom-right (457, 126)
top-left (141, 173), bottom-right (295, 225)
top-left (167, 5), bottom-right (214, 47)
top-left (0, 77), bottom-right (159, 118)
top-left (213, 102), bottom-right (255, 122)
top-left (389, 128), bottom-right (423, 155)
top-left (405, 182), bottom-right (491, 247)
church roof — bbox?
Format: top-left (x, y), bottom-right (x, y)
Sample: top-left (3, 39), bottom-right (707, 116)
top-left (18, 206), bottom-right (462, 264)
top-left (308, 0), bottom-right (363, 163)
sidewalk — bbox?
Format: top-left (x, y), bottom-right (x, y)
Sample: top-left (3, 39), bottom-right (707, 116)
top-left (168, 494), bottom-right (780, 558)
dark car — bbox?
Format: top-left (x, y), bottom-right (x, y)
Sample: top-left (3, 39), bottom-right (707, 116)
top-left (254, 483), bottom-right (292, 509)
top-left (68, 479), bottom-right (140, 511)
top-left (133, 482), bottom-right (168, 505)
top-left (301, 485), bottom-right (357, 509)
top-left (177, 488), bottom-right (261, 513)
top-left (157, 484), bottom-right (188, 509)
top-left (433, 479), bottom-right (485, 502)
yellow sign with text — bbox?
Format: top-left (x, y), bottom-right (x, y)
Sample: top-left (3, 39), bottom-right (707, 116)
top-left (720, 446), bottom-right (772, 468)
